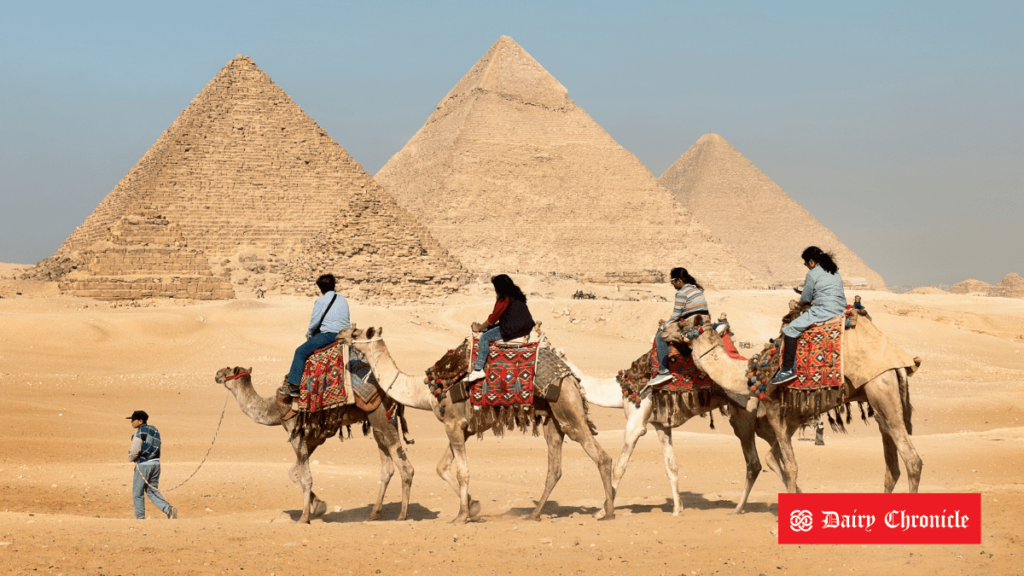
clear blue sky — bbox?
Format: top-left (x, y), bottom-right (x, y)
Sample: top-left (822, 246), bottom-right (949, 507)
top-left (1, 1), bottom-right (1020, 287)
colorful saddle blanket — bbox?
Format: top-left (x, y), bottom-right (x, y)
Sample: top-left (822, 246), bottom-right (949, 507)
top-left (617, 344), bottom-right (714, 406)
top-left (747, 314), bottom-right (844, 399)
top-left (297, 343), bottom-right (380, 413)
top-left (469, 338), bottom-right (539, 407)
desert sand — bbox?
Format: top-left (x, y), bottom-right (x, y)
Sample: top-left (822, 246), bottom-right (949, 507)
top-left (2, 271), bottom-right (1023, 575)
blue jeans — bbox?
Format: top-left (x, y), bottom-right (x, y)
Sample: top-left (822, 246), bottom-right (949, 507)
top-left (474, 326), bottom-right (503, 371)
top-left (288, 332), bottom-right (338, 386)
top-left (133, 460), bottom-right (171, 519)
top-left (654, 324), bottom-right (670, 374)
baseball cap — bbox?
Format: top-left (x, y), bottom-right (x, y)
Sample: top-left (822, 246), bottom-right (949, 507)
top-left (126, 410), bottom-right (149, 421)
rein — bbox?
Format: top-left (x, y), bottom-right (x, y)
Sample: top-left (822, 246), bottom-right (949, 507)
top-left (224, 371), bottom-right (250, 381)
top-left (356, 338), bottom-right (401, 395)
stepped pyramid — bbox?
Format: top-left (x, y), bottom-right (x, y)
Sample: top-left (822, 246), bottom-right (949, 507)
top-left (659, 134), bottom-right (886, 289)
top-left (375, 36), bottom-right (758, 287)
top-left (38, 55), bottom-right (466, 300)
top-left (59, 207), bottom-right (235, 300)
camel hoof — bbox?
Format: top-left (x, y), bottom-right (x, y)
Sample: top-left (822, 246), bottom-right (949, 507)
top-left (297, 517), bottom-right (311, 525)
top-left (597, 511), bottom-right (615, 521)
top-left (594, 509), bottom-right (607, 520)
top-left (469, 500), bottom-right (482, 518)
top-left (451, 514), bottom-right (470, 525)
top-left (368, 511), bottom-right (384, 521)
top-left (312, 501), bottom-right (327, 518)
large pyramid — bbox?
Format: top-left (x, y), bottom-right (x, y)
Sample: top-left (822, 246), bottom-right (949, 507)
top-left (375, 36), bottom-right (757, 287)
top-left (38, 56), bottom-right (466, 300)
top-left (659, 134), bottom-right (886, 289)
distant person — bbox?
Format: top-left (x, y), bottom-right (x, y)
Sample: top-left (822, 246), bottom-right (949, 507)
top-left (467, 275), bottom-right (535, 382)
top-left (814, 420), bottom-right (825, 446)
top-left (127, 410), bottom-right (177, 520)
top-left (853, 295), bottom-right (864, 311)
top-left (770, 246), bottom-right (846, 387)
top-left (648, 268), bottom-right (709, 387)
top-left (286, 274), bottom-right (350, 396)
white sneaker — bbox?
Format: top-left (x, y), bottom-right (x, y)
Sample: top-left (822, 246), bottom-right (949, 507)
top-left (466, 370), bottom-right (486, 382)
top-left (647, 371), bottom-right (673, 387)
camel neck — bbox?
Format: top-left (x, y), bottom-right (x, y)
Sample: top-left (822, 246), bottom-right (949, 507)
top-left (689, 334), bottom-right (751, 398)
top-left (229, 377), bottom-right (283, 426)
top-left (364, 343), bottom-right (437, 411)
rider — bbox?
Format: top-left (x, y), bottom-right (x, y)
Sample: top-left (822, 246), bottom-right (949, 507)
top-left (466, 274), bottom-right (535, 383)
top-left (648, 267), bottom-right (709, 387)
top-left (770, 246), bottom-right (846, 386)
top-left (286, 274), bottom-right (350, 396)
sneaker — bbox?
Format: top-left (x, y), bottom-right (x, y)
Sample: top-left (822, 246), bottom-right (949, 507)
top-left (769, 368), bottom-right (797, 386)
top-left (466, 369), bottom-right (486, 382)
top-left (288, 385), bottom-right (301, 397)
top-left (167, 505), bottom-right (178, 520)
top-left (647, 371), bottom-right (674, 388)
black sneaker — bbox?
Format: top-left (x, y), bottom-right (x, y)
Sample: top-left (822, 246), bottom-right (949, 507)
top-left (769, 368), bottom-right (797, 386)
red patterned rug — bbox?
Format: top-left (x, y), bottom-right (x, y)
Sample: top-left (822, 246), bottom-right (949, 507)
top-left (791, 314), bottom-right (844, 391)
top-left (650, 346), bottom-right (715, 392)
top-left (470, 339), bottom-right (538, 407)
top-left (297, 342), bottom-right (347, 413)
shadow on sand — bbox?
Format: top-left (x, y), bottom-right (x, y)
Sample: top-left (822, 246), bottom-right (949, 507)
top-left (284, 502), bottom-right (440, 523)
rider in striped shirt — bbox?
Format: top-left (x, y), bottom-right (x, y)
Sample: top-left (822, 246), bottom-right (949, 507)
top-left (648, 268), bottom-right (709, 387)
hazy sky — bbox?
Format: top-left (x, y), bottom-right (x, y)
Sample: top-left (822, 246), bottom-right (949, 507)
top-left (1, 1), bottom-right (1020, 287)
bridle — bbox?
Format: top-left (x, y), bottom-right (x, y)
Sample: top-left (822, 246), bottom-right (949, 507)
top-left (349, 336), bottom-right (400, 394)
top-left (224, 371), bottom-right (250, 381)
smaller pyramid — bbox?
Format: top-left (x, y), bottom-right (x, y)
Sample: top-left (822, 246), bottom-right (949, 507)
top-left (659, 134), bottom-right (886, 289)
top-left (59, 207), bottom-right (235, 300)
top-left (989, 273), bottom-right (1024, 299)
top-left (949, 278), bottom-right (993, 295)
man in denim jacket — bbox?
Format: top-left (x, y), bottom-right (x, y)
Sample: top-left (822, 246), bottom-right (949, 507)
top-left (128, 410), bottom-right (177, 520)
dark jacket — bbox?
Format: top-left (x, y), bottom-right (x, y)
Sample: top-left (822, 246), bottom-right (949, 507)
top-left (497, 298), bottom-right (535, 340)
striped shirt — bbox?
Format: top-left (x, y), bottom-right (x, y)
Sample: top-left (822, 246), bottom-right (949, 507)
top-left (670, 284), bottom-right (709, 321)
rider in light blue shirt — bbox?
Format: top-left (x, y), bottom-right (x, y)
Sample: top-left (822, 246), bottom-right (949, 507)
top-left (771, 246), bottom-right (847, 386)
top-left (287, 274), bottom-right (351, 396)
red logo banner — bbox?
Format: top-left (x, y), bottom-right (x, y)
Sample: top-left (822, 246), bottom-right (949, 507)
top-left (778, 493), bottom-right (981, 544)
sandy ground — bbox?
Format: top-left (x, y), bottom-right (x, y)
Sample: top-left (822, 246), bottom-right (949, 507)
top-left (1, 272), bottom-right (1023, 575)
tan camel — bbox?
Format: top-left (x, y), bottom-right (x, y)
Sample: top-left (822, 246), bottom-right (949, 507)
top-left (572, 366), bottom-right (786, 515)
top-left (214, 365), bottom-right (413, 523)
top-left (662, 315), bottom-right (923, 494)
top-left (343, 327), bottom-right (616, 523)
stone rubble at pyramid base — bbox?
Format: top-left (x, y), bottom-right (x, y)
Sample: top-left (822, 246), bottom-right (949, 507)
top-left (59, 277), bottom-right (235, 301)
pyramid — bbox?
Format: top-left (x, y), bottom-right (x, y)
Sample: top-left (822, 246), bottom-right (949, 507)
top-left (59, 207), bottom-right (235, 300)
top-left (38, 56), bottom-right (466, 300)
top-left (374, 37), bottom-right (757, 288)
top-left (658, 134), bottom-right (886, 289)
top-left (985, 273), bottom-right (1024, 298)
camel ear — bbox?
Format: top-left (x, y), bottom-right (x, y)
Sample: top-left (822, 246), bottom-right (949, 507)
top-left (376, 327), bottom-right (384, 337)
top-left (247, 367), bottom-right (253, 375)
top-left (366, 327), bottom-right (376, 339)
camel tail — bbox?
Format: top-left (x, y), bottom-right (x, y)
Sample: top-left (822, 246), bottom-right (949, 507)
top-left (581, 395), bottom-right (599, 436)
top-left (898, 367), bottom-right (913, 436)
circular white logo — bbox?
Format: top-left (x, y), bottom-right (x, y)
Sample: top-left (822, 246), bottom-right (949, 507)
top-left (790, 509), bottom-right (814, 532)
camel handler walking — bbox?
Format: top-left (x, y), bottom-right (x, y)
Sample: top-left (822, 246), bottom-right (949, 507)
top-left (127, 410), bottom-right (178, 519)
top-left (286, 273), bottom-right (350, 397)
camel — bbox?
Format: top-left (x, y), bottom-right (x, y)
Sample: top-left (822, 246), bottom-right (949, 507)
top-left (662, 314), bottom-right (923, 494)
top-left (564, 354), bottom-right (785, 516)
top-left (214, 365), bottom-right (413, 523)
top-left (342, 327), bottom-right (616, 523)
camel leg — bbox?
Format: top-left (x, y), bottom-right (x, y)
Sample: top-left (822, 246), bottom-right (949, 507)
top-left (529, 416), bottom-right (566, 521)
top-left (612, 397), bottom-right (654, 492)
top-left (765, 402), bottom-right (800, 493)
top-left (289, 436), bottom-right (314, 524)
top-left (550, 380), bottom-right (615, 521)
top-left (368, 438), bottom-right (394, 521)
top-left (367, 408), bottom-right (415, 521)
top-left (436, 442), bottom-right (481, 520)
top-left (443, 416), bottom-right (475, 524)
top-left (880, 430), bottom-right (901, 493)
top-left (864, 371), bottom-right (923, 492)
top-left (728, 408), bottom-right (762, 514)
top-left (651, 422), bottom-right (682, 516)
top-left (756, 422), bottom-right (797, 492)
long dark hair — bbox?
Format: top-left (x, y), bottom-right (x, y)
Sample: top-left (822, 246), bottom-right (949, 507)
top-left (669, 267), bottom-right (704, 291)
top-left (491, 274), bottom-right (527, 302)
top-left (801, 246), bottom-right (839, 275)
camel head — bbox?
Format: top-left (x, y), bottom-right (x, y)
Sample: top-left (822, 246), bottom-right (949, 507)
top-left (215, 366), bottom-right (253, 388)
top-left (660, 313), bottom-right (715, 346)
top-left (344, 326), bottom-right (384, 357)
